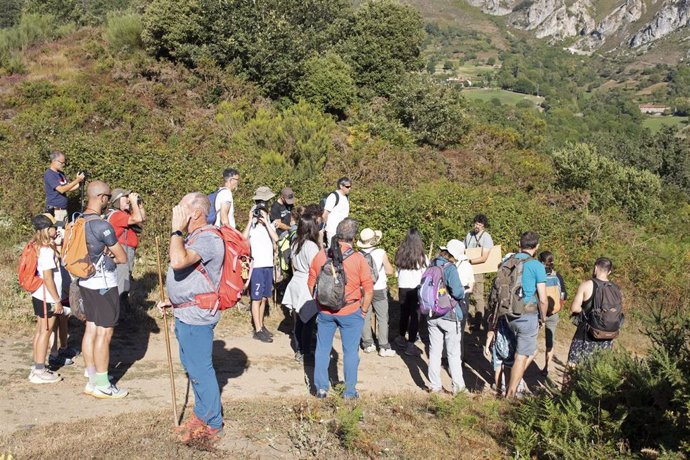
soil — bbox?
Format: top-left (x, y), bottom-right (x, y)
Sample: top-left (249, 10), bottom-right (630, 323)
top-left (0, 304), bottom-right (573, 438)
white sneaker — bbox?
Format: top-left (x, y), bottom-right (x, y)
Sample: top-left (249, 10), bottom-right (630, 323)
top-left (92, 384), bottom-right (128, 399)
top-left (84, 382), bottom-right (95, 396)
top-left (379, 348), bottom-right (397, 357)
top-left (29, 368), bottom-right (62, 384)
top-left (362, 345), bottom-right (376, 353)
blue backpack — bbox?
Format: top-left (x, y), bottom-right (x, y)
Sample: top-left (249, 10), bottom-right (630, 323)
top-left (206, 187), bottom-right (226, 225)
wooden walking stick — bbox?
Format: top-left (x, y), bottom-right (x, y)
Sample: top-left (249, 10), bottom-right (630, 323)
top-left (155, 236), bottom-right (179, 426)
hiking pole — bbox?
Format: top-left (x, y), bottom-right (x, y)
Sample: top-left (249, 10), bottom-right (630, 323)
top-left (155, 236), bottom-right (179, 427)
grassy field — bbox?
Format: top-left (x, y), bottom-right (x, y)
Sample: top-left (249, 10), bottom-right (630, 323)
top-left (642, 115), bottom-right (688, 133)
top-left (461, 88), bottom-right (544, 106)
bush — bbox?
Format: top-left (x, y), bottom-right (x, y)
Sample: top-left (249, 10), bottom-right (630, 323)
top-left (553, 143), bottom-right (661, 222)
top-left (294, 52), bottom-right (356, 116)
top-left (0, 14), bottom-right (60, 70)
top-left (24, 0), bottom-right (132, 25)
top-left (105, 12), bottom-right (143, 52)
top-left (510, 310), bottom-right (690, 458)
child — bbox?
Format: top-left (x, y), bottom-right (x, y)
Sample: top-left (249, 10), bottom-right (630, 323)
top-left (28, 214), bottom-right (69, 384)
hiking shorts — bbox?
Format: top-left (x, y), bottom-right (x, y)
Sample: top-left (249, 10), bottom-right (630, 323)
top-left (250, 267), bottom-right (273, 301)
top-left (507, 313), bottom-right (539, 357)
top-left (80, 286), bottom-right (119, 328)
top-left (32, 297), bottom-right (56, 319)
top-left (544, 313), bottom-right (560, 351)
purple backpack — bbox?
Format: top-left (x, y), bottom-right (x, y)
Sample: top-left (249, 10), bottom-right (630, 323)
top-left (418, 261), bottom-right (457, 318)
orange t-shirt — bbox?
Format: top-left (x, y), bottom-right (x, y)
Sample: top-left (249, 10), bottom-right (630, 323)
top-left (307, 242), bottom-right (374, 316)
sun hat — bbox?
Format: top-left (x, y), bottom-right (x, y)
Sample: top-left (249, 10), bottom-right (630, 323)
top-left (32, 214), bottom-right (56, 231)
top-left (281, 187), bottom-right (295, 205)
top-left (110, 188), bottom-right (131, 209)
top-left (357, 228), bottom-right (383, 249)
top-left (253, 186), bottom-right (276, 201)
top-left (439, 239), bottom-right (468, 261)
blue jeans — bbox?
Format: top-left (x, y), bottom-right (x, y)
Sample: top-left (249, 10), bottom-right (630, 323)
top-left (315, 309), bottom-right (364, 398)
top-left (175, 318), bottom-right (222, 429)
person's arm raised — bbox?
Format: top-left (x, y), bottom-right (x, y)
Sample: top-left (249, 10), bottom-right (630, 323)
top-left (55, 172), bottom-right (85, 194)
top-left (168, 205), bottom-right (200, 270)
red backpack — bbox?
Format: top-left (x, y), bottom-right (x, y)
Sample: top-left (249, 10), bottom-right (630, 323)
top-left (180, 225), bottom-right (252, 312)
top-left (18, 242), bottom-right (43, 292)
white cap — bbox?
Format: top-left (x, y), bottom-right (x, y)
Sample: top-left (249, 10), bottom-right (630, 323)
top-left (439, 239), bottom-right (467, 261)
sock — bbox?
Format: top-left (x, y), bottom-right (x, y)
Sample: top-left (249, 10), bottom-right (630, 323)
top-left (34, 363), bottom-right (45, 370)
top-left (87, 366), bottom-right (96, 385)
top-left (95, 372), bottom-right (110, 387)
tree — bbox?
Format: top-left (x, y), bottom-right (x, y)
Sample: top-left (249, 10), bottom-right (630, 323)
top-left (0, 0), bottom-right (24, 28)
top-left (340, 0), bottom-right (425, 98)
top-left (294, 51), bottom-right (356, 117)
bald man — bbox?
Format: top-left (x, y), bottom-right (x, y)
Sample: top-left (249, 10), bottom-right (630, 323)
top-left (79, 181), bottom-right (129, 399)
top-left (158, 192), bottom-right (225, 443)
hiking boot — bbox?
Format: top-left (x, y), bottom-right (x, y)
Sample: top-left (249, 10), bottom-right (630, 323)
top-left (393, 336), bottom-right (407, 348)
top-left (29, 368), bottom-right (62, 384)
top-left (378, 347), bottom-right (396, 357)
top-left (404, 343), bottom-right (421, 356)
top-left (253, 329), bottom-right (273, 343)
top-left (92, 384), bottom-right (128, 399)
top-left (59, 346), bottom-right (80, 359)
top-left (49, 354), bottom-right (75, 367)
top-left (315, 390), bottom-right (328, 399)
top-left (176, 414), bottom-right (207, 443)
top-left (362, 344), bottom-right (376, 353)
top-left (261, 326), bottom-right (274, 337)
top-left (193, 425), bottom-right (224, 444)
top-left (294, 352), bottom-right (304, 364)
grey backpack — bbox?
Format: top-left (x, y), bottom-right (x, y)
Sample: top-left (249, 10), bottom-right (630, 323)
top-left (315, 248), bottom-right (354, 311)
top-left (361, 249), bottom-right (381, 285)
top-left (488, 253), bottom-right (538, 318)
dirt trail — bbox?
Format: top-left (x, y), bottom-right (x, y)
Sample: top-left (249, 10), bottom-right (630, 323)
top-left (0, 313), bottom-right (573, 436)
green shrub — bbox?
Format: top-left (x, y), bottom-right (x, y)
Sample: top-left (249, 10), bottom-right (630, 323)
top-left (105, 12), bottom-right (143, 52)
top-left (294, 51), bottom-right (355, 116)
top-left (0, 14), bottom-right (60, 70)
top-left (510, 310), bottom-right (690, 458)
top-left (553, 143), bottom-right (661, 222)
top-left (24, 0), bottom-right (132, 25)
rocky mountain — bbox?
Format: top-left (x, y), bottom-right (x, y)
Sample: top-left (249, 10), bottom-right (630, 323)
top-left (464, 0), bottom-right (690, 53)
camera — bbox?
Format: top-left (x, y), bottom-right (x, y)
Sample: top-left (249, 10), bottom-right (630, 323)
top-left (253, 201), bottom-right (268, 218)
top-left (78, 170), bottom-right (90, 180)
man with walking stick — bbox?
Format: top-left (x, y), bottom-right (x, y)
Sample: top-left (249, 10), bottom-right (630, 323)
top-left (157, 192), bottom-right (225, 444)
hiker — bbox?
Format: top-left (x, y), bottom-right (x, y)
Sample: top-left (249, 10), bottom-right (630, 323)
top-left (566, 257), bottom-right (622, 368)
top-left (270, 187), bottom-right (295, 236)
top-left (212, 168), bottom-right (240, 228)
top-left (79, 181), bottom-right (129, 399)
top-left (308, 218), bottom-right (373, 399)
top-left (357, 228), bottom-right (396, 357)
top-left (107, 188), bottom-right (145, 322)
top-left (322, 177), bottom-right (351, 247)
top-left (464, 214), bottom-right (494, 332)
top-left (393, 228), bottom-right (428, 356)
top-left (454, 241), bottom-right (474, 362)
top-left (157, 192), bottom-right (225, 444)
top-left (538, 251), bottom-right (567, 377)
top-left (275, 205), bottom-right (302, 302)
top-left (498, 232), bottom-right (548, 398)
top-left (242, 186), bottom-right (279, 343)
top-left (282, 208), bottom-right (321, 363)
top-left (27, 214), bottom-right (70, 384)
top-left (43, 150), bottom-right (84, 229)
top-left (424, 240), bottom-right (467, 395)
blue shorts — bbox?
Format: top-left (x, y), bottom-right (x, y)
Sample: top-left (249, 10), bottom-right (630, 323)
top-left (250, 267), bottom-right (273, 300)
top-left (507, 313), bottom-right (539, 357)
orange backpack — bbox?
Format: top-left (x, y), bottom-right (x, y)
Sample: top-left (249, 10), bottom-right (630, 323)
top-left (18, 242), bottom-right (43, 292)
top-left (61, 215), bottom-right (97, 278)
top-left (177, 225), bottom-right (252, 312)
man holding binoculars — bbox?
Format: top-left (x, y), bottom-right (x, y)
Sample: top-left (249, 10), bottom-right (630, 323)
top-left (107, 188), bottom-right (146, 322)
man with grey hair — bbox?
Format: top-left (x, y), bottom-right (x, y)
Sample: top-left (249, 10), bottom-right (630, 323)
top-left (43, 150), bottom-right (84, 229)
top-left (308, 218), bottom-right (374, 399)
top-left (158, 192), bottom-right (225, 443)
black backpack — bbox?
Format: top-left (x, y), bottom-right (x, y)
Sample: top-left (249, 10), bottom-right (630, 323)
top-left (586, 278), bottom-right (623, 340)
top-left (314, 248), bottom-right (355, 311)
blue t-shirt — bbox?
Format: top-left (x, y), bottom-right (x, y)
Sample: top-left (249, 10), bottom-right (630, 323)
top-left (514, 252), bottom-right (547, 305)
top-left (44, 169), bottom-right (68, 208)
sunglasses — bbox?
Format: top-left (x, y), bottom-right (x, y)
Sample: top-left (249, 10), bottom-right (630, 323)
top-left (343, 184), bottom-right (352, 189)
top-left (99, 193), bottom-right (112, 199)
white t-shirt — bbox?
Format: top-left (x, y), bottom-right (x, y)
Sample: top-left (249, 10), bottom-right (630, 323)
top-left (249, 222), bottom-right (274, 268)
top-left (361, 247), bottom-right (387, 290)
top-left (31, 246), bottom-right (69, 303)
top-left (324, 191), bottom-right (349, 238)
top-left (456, 259), bottom-right (474, 290)
top-left (214, 188), bottom-right (235, 228)
top-left (397, 256), bottom-right (429, 289)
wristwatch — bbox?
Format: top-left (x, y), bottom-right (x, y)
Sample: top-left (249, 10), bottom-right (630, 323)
top-left (170, 230), bottom-right (183, 238)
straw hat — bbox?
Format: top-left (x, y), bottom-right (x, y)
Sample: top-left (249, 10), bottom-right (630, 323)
top-left (357, 228), bottom-right (383, 248)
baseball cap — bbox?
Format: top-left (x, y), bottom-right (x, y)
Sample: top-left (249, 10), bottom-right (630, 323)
top-left (281, 187), bottom-right (295, 205)
top-left (439, 239), bottom-right (467, 261)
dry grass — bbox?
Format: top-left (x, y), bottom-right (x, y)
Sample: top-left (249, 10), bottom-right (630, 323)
top-left (0, 393), bottom-right (508, 459)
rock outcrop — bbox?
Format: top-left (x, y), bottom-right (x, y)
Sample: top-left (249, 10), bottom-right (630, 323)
top-left (630, 0), bottom-right (690, 47)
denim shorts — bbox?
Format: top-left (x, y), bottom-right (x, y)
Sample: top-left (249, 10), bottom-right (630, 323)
top-left (507, 313), bottom-right (539, 357)
top-left (250, 267), bottom-right (273, 300)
